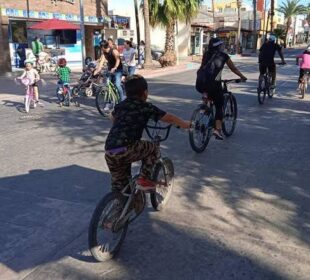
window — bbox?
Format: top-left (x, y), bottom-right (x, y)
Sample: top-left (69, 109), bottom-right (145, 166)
top-left (10, 20), bottom-right (27, 43)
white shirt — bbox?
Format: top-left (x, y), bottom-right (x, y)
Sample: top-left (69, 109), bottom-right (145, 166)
top-left (123, 47), bottom-right (136, 67)
top-left (20, 68), bottom-right (40, 83)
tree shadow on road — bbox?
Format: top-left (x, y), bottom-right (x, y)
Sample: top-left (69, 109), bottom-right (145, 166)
top-left (0, 165), bottom-right (111, 278)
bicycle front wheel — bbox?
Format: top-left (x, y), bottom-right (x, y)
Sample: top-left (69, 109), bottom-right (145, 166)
top-left (24, 95), bottom-right (31, 113)
top-left (150, 158), bottom-right (174, 211)
top-left (88, 191), bottom-right (128, 262)
top-left (189, 107), bottom-right (213, 153)
top-left (96, 89), bottom-right (115, 117)
top-left (222, 94), bottom-right (237, 137)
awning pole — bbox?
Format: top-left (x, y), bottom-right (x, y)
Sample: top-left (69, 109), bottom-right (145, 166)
top-left (79, 0), bottom-right (86, 68)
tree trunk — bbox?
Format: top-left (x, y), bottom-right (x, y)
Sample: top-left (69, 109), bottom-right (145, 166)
top-left (284, 17), bottom-right (292, 48)
top-left (159, 21), bottom-right (177, 67)
top-left (134, 0), bottom-right (141, 65)
top-left (143, 0), bottom-right (152, 68)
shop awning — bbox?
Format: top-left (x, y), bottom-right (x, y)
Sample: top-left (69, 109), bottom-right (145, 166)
top-left (28, 19), bottom-right (80, 30)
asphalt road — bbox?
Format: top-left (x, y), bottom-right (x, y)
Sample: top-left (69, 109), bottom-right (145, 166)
top-left (0, 48), bottom-right (309, 280)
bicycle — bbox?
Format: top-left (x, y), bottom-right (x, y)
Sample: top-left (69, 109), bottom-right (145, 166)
top-left (299, 71), bottom-right (309, 99)
top-left (16, 77), bottom-right (37, 113)
top-left (257, 63), bottom-right (284, 104)
top-left (189, 79), bottom-right (243, 153)
top-left (95, 71), bottom-right (123, 117)
top-left (56, 82), bottom-right (80, 107)
top-left (88, 122), bottom-right (175, 262)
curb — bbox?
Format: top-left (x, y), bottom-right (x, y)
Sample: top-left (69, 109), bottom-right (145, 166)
top-left (138, 62), bottom-right (200, 79)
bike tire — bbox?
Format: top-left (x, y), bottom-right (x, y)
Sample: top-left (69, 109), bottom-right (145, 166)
top-left (88, 191), bottom-right (128, 262)
top-left (189, 107), bottom-right (212, 153)
top-left (150, 158), bottom-right (174, 211)
top-left (96, 89), bottom-right (113, 117)
top-left (257, 76), bottom-right (266, 104)
top-left (267, 74), bottom-right (274, 98)
top-left (222, 94), bottom-right (237, 137)
top-left (301, 83), bottom-right (305, 99)
top-left (24, 96), bottom-right (31, 113)
top-left (257, 88), bottom-right (266, 104)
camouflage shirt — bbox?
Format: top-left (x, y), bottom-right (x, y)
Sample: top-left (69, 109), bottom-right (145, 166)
top-left (105, 98), bottom-right (166, 150)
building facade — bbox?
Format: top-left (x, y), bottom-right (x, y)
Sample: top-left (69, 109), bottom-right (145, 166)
top-left (0, 0), bottom-right (109, 72)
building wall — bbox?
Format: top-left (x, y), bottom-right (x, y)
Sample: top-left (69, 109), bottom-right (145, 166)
top-left (0, 0), bottom-right (107, 17)
top-left (110, 7), bottom-right (190, 59)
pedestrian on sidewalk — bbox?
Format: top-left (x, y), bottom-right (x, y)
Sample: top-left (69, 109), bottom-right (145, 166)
top-left (138, 40), bottom-right (145, 68)
top-left (123, 40), bottom-right (136, 76)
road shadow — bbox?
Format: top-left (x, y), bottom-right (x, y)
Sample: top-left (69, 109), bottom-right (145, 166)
top-left (0, 165), bottom-right (111, 277)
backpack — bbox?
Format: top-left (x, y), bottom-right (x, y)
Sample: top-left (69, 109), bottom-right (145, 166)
top-left (195, 53), bottom-right (217, 93)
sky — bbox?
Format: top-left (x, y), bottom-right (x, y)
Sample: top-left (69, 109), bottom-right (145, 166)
top-left (108, 0), bottom-right (210, 11)
top-left (107, 0), bottom-right (286, 12)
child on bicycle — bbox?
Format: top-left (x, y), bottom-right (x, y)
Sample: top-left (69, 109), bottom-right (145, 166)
top-left (56, 58), bottom-right (71, 85)
top-left (19, 60), bottom-right (40, 104)
top-left (56, 58), bottom-right (71, 105)
top-left (105, 74), bottom-right (190, 192)
top-left (296, 46), bottom-right (310, 92)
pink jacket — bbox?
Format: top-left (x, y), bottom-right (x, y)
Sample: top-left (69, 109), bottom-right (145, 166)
top-left (297, 53), bottom-right (310, 69)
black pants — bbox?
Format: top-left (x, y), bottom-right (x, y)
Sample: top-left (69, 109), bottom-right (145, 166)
top-left (259, 63), bottom-right (276, 76)
top-left (205, 83), bottom-right (224, 121)
top-left (299, 69), bottom-right (310, 83)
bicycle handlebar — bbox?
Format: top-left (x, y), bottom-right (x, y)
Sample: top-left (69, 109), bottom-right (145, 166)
top-left (221, 79), bottom-right (246, 84)
top-left (145, 123), bottom-right (173, 142)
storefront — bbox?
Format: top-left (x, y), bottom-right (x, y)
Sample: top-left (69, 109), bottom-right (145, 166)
top-left (0, 0), bottom-right (109, 71)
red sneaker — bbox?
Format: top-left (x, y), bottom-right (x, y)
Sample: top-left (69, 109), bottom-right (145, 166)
top-left (136, 177), bottom-right (156, 192)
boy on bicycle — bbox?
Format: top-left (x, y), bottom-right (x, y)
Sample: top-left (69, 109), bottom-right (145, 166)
top-left (105, 75), bottom-right (190, 192)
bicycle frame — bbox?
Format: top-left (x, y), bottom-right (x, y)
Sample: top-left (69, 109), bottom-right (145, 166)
top-left (113, 124), bottom-right (172, 227)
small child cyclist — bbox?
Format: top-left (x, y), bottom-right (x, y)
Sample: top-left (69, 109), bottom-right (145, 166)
top-left (105, 74), bottom-right (190, 192)
top-left (56, 58), bottom-right (71, 105)
top-left (296, 46), bottom-right (310, 92)
top-left (19, 60), bottom-right (40, 104)
top-left (56, 58), bottom-right (71, 85)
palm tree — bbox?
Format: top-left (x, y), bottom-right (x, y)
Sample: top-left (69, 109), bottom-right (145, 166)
top-left (277, 0), bottom-right (307, 47)
top-left (149, 0), bottom-right (203, 67)
top-left (143, 0), bottom-right (153, 68)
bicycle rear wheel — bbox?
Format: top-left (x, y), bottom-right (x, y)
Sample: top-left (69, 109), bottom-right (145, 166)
top-left (150, 158), bottom-right (174, 211)
top-left (257, 78), bottom-right (266, 105)
top-left (88, 191), bottom-right (128, 262)
top-left (189, 106), bottom-right (213, 153)
top-left (222, 94), bottom-right (237, 137)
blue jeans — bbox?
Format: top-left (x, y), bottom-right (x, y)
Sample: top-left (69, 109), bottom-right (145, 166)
top-left (128, 66), bottom-right (136, 76)
top-left (107, 70), bottom-right (124, 101)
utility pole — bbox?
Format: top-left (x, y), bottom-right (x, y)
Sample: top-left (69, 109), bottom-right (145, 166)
top-left (236, 0), bottom-right (242, 54)
top-left (134, 0), bottom-right (141, 66)
top-left (212, 0), bottom-right (216, 32)
top-left (253, 0), bottom-right (257, 52)
top-left (79, 0), bottom-right (86, 68)
top-left (270, 0), bottom-right (274, 32)
top-left (26, 0), bottom-right (30, 18)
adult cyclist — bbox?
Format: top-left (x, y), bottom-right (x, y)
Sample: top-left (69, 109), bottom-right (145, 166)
top-left (199, 38), bottom-right (247, 140)
top-left (94, 41), bottom-right (124, 101)
top-left (258, 34), bottom-right (286, 90)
